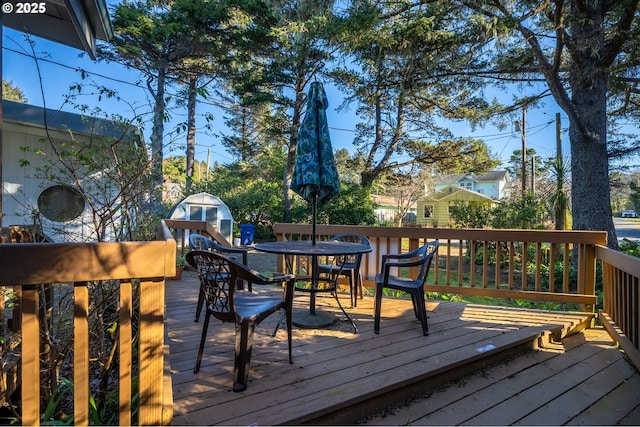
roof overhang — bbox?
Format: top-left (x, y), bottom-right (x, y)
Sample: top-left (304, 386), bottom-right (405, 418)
top-left (3, 99), bottom-right (142, 142)
top-left (3, 0), bottom-right (113, 59)
top-left (439, 186), bottom-right (496, 203)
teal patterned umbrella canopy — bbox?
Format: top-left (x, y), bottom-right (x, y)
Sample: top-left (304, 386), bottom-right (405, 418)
top-left (291, 82), bottom-right (340, 205)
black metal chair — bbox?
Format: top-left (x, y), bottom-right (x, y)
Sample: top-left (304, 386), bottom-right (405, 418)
top-left (186, 250), bottom-right (295, 392)
top-left (316, 233), bottom-right (371, 308)
top-left (189, 233), bottom-right (250, 322)
top-left (373, 241), bottom-right (439, 336)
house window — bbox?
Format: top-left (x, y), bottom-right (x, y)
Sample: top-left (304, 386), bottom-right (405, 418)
top-left (423, 204), bottom-right (434, 218)
top-left (38, 185), bottom-right (85, 222)
top-left (460, 182), bottom-right (472, 190)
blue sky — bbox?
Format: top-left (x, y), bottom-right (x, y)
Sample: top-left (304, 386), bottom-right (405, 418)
top-left (3, 24), bottom-right (575, 170)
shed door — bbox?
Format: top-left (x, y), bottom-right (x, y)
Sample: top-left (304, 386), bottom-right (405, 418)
top-left (220, 220), bottom-right (232, 241)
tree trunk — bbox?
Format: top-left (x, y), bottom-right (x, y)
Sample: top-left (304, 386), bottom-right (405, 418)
top-left (283, 134), bottom-right (297, 223)
top-left (283, 77), bottom-right (306, 222)
top-left (149, 66), bottom-right (167, 214)
top-left (186, 77), bottom-right (197, 189)
top-left (360, 72), bottom-right (406, 189)
top-left (569, 5), bottom-right (617, 248)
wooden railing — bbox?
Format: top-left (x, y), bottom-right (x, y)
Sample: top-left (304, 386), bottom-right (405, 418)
top-left (597, 245), bottom-right (640, 369)
top-left (0, 222), bottom-right (176, 426)
top-left (6, 217), bottom-right (636, 424)
top-left (273, 223), bottom-right (606, 311)
top-left (164, 219), bottom-right (231, 254)
top-left (166, 220), bottom-right (640, 371)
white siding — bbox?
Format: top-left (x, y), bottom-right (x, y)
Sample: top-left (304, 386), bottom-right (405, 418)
top-left (3, 121), bottom-right (128, 242)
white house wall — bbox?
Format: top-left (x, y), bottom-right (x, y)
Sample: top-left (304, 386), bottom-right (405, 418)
top-left (498, 178), bottom-right (511, 199)
top-left (3, 121), bottom-right (120, 242)
top-left (3, 122), bottom-right (59, 227)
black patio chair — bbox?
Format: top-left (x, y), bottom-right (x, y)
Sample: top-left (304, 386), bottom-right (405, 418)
top-left (189, 233), bottom-right (250, 322)
top-left (186, 250), bottom-right (295, 392)
top-left (316, 233), bottom-right (371, 308)
top-left (373, 240), bottom-right (439, 336)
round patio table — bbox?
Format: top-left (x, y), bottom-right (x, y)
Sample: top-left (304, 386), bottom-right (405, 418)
top-left (253, 240), bottom-right (371, 332)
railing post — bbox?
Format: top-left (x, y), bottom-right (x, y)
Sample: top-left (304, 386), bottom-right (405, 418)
top-left (578, 243), bottom-right (597, 313)
top-left (138, 278), bottom-right (166, 426)
top-left (119, 280), bottom-right (133, 426)
top-left (408, 236), bottom-right (420, 279)
top-left (274, 228), bottom-right (286, 275)
top-left (73, 282), bottom-right (90, 425)
top-left (21, 285), bottom-right (40, 426)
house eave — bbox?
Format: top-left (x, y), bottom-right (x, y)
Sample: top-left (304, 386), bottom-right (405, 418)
top-left (3, 0), bottom-right (113, 59)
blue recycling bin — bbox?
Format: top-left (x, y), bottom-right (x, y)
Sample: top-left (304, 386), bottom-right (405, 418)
top-left (239, 224), bottom-right (255, 245)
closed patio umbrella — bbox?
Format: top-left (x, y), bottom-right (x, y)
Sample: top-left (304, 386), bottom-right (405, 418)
top-left (291, 82), bottom-right (340, 245)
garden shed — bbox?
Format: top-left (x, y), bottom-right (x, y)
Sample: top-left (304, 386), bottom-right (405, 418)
top-left (168, 192), bottom-right (234, 244)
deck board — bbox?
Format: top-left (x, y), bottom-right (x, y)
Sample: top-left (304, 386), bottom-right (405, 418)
top-left (166, 271), bottom-right (638, 426)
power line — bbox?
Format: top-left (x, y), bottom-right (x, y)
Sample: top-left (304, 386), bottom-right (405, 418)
top-left (2, 42), bottom-right (232, 110)
top-left (3, 33), bottom-right (575, 167)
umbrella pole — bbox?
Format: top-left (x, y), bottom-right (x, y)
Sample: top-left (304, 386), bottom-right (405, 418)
top-left (310, 194), bottom-right (318, 313)
top-left (312, 196), bottom-right (317, 246)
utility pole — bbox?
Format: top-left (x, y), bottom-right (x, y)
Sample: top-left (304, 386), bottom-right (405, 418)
top-left (530, 156), bottom-right (535, 194)
top-left (556, 112), bottom-right (562, 160)
top-left (515, 107), bottom-right (527, 196)
top-left (206, 148), bottom-right (211, 180)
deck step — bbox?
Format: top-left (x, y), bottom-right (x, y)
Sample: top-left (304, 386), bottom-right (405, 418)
top-left (277, 324), bottom-right (568, 426)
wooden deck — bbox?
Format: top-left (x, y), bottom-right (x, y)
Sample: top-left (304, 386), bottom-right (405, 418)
top-left (166, 271), bottom-right (640, 426)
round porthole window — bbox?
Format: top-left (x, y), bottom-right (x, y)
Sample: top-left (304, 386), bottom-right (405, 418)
top-left (37, 185), bottom-right (85, 222)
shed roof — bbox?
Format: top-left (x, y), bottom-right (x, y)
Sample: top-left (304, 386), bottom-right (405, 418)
top-left (178, 192), bottom-right (230, 207)
top-left (167, 192), bottom-right (234, 220)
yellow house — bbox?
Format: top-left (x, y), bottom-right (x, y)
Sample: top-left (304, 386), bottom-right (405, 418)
top-left (416, 185), bottom-right (497, 227)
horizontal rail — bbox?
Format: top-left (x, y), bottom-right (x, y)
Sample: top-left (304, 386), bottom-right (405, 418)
top-left (273, 223), bottom-right (608, 244)
top-left (0, 241), bottom-right (173, 284)
top-left (164, 219), bottom-right (230, 255)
